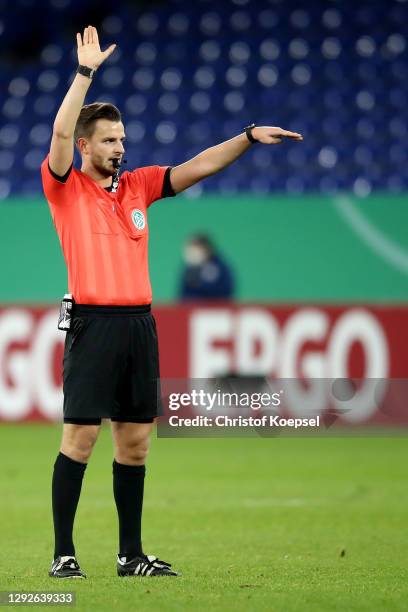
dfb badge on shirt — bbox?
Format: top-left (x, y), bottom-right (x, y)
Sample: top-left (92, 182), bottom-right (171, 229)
top-left (131, 209), bottom-right (145, 231)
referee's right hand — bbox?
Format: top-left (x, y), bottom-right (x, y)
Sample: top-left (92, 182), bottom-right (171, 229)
top-left (76, 26), bottom-right (116, 70)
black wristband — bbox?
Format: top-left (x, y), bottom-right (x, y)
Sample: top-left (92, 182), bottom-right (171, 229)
top-left (76, 65), bottom-right (96, 79)
top-left (244, 123), bottom-right (258, 144)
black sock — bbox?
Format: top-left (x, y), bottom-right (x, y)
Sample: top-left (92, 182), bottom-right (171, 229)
top-left (52, 452), bottom-right (87, 559)
top-left (112, 460), bottom-right (146, 559)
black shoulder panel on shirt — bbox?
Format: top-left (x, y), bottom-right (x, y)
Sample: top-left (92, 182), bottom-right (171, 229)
top-left (162, 167), bottom-right (176, 198)
top-left (48, 161), bottom-right (73, 183)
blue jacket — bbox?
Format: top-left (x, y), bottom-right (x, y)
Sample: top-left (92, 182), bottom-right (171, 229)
top-left (180, 255), bottom-right (235, 300)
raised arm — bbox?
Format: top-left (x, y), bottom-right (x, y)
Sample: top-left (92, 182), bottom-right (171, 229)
top-left (49, 26), bottom-right (116, 176)
top-left (169, 126), bottom-right (303, 194)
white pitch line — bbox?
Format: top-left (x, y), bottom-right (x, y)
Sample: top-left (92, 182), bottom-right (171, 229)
top-left (333, 195), bottom-right (408, 276)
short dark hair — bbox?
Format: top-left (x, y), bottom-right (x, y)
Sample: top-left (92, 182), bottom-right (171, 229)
top-left (189, 234), bottom-right (215, 255)
top-left (74, 102), bottom-right (122, 144)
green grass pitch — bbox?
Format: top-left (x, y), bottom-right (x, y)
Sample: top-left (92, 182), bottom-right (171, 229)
top-left (1, 424), bottom-right (407, 611)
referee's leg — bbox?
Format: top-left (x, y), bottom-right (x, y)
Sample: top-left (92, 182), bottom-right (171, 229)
top-left (51, 423), bottom-right (101, 559)
top-left (111, 422), bottom-right (154, 559)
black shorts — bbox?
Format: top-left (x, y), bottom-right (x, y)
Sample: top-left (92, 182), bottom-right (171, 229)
top-left (62, 304), bottom-right (161, 424)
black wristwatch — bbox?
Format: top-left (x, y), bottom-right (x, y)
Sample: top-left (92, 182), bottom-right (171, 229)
top-left (76, 64), bottom-right (96, 79)
top-left (244, 123), bottom-right (258, 144)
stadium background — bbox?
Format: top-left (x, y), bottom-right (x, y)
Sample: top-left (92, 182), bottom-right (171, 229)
top-left (0, 0), bottom-right (407, 610)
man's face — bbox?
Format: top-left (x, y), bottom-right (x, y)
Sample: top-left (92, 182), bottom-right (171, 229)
top-left (80, 119), bottom-right (126, 177)
top-left (184, 240), bottom-right (211, 266)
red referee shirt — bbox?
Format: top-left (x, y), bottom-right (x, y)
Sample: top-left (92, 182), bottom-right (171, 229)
top-left (41, 156), bottom-right (175, 305)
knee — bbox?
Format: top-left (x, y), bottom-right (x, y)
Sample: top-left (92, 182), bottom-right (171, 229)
top-left (116, 438), bottom-right (150, 466)
top-left (61, 427), bottom-right (99, 463)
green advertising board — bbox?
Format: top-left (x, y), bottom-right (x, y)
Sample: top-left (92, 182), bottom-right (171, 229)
top-left (1, 194), bottom-right (407, 303)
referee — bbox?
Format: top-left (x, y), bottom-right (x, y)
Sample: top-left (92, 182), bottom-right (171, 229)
top-left (41, 26), bottom-right (303, 579)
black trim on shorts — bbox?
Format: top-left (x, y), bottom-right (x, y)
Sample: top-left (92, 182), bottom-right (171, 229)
top-left (64, 418), bottom-right (102, 425)
top-left (63, 417), bottom-right (155, 425)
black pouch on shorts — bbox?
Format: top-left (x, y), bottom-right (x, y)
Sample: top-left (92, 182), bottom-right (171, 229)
top-left (65, 316), bottom-right (88, 352)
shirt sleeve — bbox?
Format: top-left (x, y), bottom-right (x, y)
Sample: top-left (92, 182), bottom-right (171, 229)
top-left (130, 165), bottom-right (176, 207)
top-left (40, 154), bottom-right (76, 205)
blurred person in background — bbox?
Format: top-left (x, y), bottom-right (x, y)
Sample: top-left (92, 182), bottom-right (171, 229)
top-left (180, 234), bottom-right (235, 300)
top-left (40, 25), bottom-right (302, 581)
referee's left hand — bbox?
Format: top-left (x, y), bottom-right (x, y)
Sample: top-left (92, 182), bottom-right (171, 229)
top-left (252, 126), bottom-right (303, 144)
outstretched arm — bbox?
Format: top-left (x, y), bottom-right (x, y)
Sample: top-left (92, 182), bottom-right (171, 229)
top-left (49, 26), bottom-right (116, 177)
top-left (169, 127), bottom-right (303, 194)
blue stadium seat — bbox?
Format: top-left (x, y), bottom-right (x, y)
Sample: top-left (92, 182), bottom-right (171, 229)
top-left (0, 0), bottom-right (406, 199)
